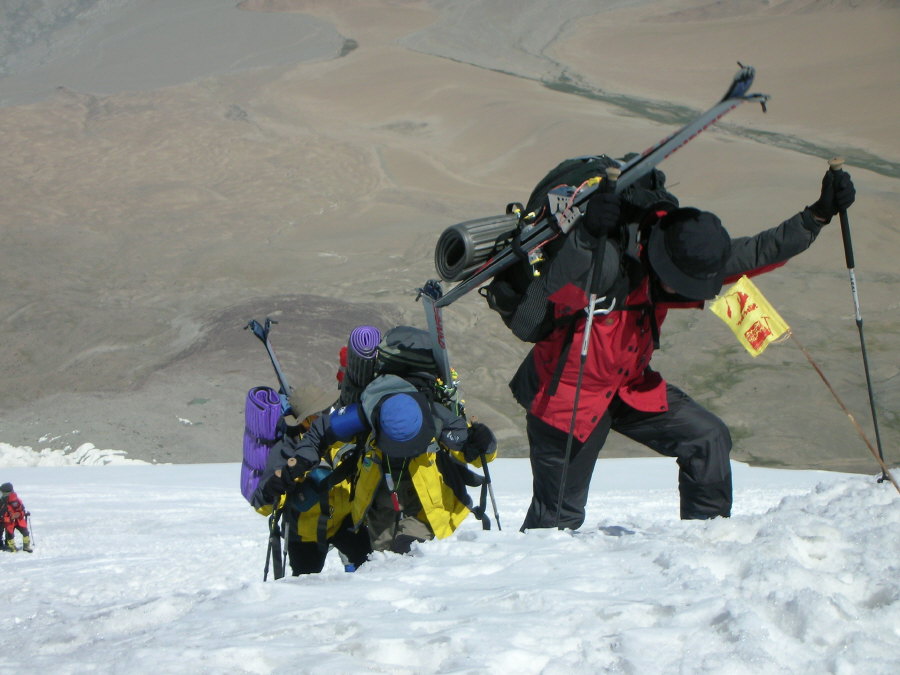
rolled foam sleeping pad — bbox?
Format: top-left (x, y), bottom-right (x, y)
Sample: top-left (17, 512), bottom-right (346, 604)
top-left (433, 213), bottom-right (519, 282)
top-left (340, 325), bottom-right (382, 406)
top-left (240, 463), bottom-right (260, 504)
top-left (240, 386), bottom-right (283, 502)
top-left (346, 325), bottom-right (380, 385)
top-left (244, 386), bottom-right (282, 442)
top-left (348, 325), bottom-right (381, 359)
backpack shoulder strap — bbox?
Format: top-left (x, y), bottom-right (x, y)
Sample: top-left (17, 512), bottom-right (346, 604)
top-left (434, 452), bottom-right (491, 531)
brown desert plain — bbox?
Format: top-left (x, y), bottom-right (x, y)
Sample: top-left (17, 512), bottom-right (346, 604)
top-left (0, 0), bottom-right (897, 473)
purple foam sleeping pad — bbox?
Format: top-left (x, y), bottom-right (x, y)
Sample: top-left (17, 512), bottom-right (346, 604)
top-left (340, 325), bottom-right (382, 406)
top-left (349, 325), bottom-right (381, 358)
top-left (241, 386), bottom-right (283, 503)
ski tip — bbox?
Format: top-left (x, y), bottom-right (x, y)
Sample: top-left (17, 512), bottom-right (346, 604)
top-left (721, 63), bottom-right (756, 102)
top-left (418, 279), bottom-right (444, 301)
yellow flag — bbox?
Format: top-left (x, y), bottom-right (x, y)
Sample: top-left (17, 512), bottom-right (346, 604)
top-left (709, 275), bottom-right (791, 357)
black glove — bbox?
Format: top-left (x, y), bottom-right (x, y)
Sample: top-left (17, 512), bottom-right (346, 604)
top-left (582, 192), bottom-right (621, 238)
top-left (463, 422), bottom-right (497, 463)
top-left (810, 169), bottom-right (855, 223)
top-left (260, 455), bottom-right (314, 502)
top-left (260, 472), bottom-right (291, 503)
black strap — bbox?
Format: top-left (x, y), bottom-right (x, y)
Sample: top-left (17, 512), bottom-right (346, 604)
top-left (510, 230), bottom-right (529, 262)
top-left (648, 308), bottom-right (660, 350)
top-left (472, 479), bottom-right (490, 531)
top-left (315, 490), bottom-right (330, 553)
top-left (326, 442), bottom-right (363, 488)
top-left (589, 233), bottom-right (610, 296)
top-left (547, 315), bottom-right (582, 398)
top-left (247, 432), bottom-right (281, 447)
top-left (388, 460), bottom-right (406, 550)
top-left (546, 222), bottom-right (610, 397)
top-left (435, 453), bottom-right (491, 530)
top-left (312, 439), bottom-right (364, 551)
top-left (622, 301), bottom-right (660, 350)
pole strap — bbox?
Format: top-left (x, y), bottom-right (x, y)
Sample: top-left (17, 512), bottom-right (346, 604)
top-left (790, 334), bottom-right (898, 493)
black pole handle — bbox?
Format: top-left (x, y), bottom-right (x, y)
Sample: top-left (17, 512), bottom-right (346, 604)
top-left (604, 166), bottom-right (621, 194)
top-left (829, 157), bottom-right (855, 270)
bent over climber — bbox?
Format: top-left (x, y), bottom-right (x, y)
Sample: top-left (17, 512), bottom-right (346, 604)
top-left (250, 386), bottom-right (372, 576)
top-left (1, 483), bottom-right (33, 553)
top-left (261, 372), bottom-right (498, 554)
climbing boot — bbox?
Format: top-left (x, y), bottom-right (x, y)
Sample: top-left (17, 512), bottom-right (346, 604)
top-left (22, 535), bottom-right (33, 553)
top-left (4, 538), bottom-right (17, 552)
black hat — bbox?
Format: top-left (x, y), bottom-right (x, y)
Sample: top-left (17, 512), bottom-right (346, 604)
top-left (647, 208), bottom-right (732, 300)
top-left (374, 392), bottom-right (436, 458)
top-left (0, 483), bottom-right (12, 494)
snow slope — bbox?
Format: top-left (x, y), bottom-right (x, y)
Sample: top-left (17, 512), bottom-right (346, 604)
top-left (1, 445), bottom-right (897, 674)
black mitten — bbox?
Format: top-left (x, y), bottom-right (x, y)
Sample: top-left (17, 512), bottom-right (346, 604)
top-left (583, 192), bottom-right (621, 238)
top-left (811, 170), bottom-right (856, 223)
top-left (463, 422), bottom-right (497, 463)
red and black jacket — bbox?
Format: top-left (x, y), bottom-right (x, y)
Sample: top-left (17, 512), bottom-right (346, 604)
top-left (511, 208), bottom-right (826, 441)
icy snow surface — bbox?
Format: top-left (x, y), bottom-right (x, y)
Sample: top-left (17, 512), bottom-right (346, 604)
top-left (1, 445), bottom-right (897, 674)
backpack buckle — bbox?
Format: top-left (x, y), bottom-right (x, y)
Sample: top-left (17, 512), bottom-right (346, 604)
top-left (586, 296), bottom-right (617, 316)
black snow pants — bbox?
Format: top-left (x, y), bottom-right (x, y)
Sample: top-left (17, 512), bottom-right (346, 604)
top-left (520, 384), bottom-right (733, 530)
top-left (286, 516), bottom-right (372, 575)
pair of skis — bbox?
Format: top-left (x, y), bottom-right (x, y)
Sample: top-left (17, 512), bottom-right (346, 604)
top-left (432, 64), bottom-right (769, 310)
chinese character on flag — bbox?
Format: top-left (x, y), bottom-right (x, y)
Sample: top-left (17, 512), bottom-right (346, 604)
top-left (709, 275), bottom-right (791, 357)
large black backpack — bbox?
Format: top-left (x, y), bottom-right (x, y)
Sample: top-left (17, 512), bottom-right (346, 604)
top-left (374, 325), bottom-right (439, 377)
top-left (481, 154), bottom-right (677, 342)
top-left (373, 325), bottom-right (466, 416)
top-left (370, 326), bottom-right (490, 528)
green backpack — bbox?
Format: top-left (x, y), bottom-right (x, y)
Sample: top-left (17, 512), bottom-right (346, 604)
top-left (374, 325), bottom-right (439, 377)
top-left (373, 325), bottom-right (464, 415)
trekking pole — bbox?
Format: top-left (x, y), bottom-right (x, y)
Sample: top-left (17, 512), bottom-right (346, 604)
top-left (263, 512), bottom-right (276, 581)
top-left (829, 158), bottom-right (888, 483)
top-left (554, 166), bottom-right (620, 529)
top-left (479, 450), bottom-right (502, 531)
top-left (264, 506), bottom-right (286, 581)
top-left (467, 414), bottom-right (502, 530)
top-left (263, 534), bottom-right (273, 581)
top-left (245, 318), bottom-right (295, 416)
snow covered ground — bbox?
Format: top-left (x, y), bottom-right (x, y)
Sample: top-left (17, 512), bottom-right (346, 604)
top-left (1, 443), bottom-right (897, 674)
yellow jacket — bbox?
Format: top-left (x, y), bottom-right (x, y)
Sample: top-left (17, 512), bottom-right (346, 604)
top-left (350, 435), bottom-right (495, 539)
top-left (257, 441), bottom-right (357, 542)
